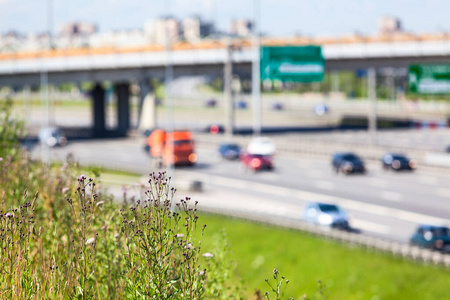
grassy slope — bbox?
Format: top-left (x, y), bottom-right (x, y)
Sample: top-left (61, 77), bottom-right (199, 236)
top-left (199, 214), bottom-right (450, 300)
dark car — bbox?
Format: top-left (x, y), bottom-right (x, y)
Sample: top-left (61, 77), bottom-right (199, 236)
top-left (332, 152), bottom-right (365, 174)
top-left (240, 153), bottom-right (273, 171)
top-left (302, 202), bottom-right (350, 229)
top-left (381, 153), bottom-right (417, 171)
top-left (205, 98), bottom-right (217, 107)
top-left (410, 225), bottom-right (450, 252)
top-left (218, 143), bottom-right (241, 160)
top-left (271, 102), bottom-right (283, 110)
top-left (234, 100), bottom-right (247, 109)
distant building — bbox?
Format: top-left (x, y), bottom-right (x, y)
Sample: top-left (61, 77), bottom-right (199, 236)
top-left (182, 16), bottom-right (214, 41)
top-left (378, 16), bottom-right (402, 34)
top-left (144, 17), bottom-right (181, 45)
top-left (230, 19), bottom-right (253, 37)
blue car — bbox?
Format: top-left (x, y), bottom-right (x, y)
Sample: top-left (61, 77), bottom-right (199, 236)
top-left (218, 143), bottom-right (241, 160)
top-left (410, 225), bottom-right (450, 252)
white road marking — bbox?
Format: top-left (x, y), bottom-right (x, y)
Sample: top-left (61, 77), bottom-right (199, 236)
top-left (306, 170), bottom-right (323, 178)
top-left (436, 188), bottom-right (450, 198)
top-left (418, 176), bottom-right (438, 186)
top-left (380, 191), bottom-right (403, 202)
top-left (258, 172), bottom-right (280, 182)
top-left (314, 180), bottom-right (335, 190)
top-left (369, 178), bottom-right (388, 188)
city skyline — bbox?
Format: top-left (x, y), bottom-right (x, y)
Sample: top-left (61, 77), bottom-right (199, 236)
top-left (1, 0), bottom-right (450, 37)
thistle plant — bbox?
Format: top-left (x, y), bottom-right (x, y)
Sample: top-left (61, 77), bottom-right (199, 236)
top-left (120, 171), bottom-right (207, 299)
top-left (263, 269), bottom-right (293, 300)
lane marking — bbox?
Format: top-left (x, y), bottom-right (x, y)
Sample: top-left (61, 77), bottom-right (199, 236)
top-left (306, 170), bottom-right (323, 179)
top-left (436, 188), bottom-right (450, 199)
top-left (369, 178), bottom-right (388, 188)
top-left (314, 180), bottom-right (335, 191)
top-left (418, 176), bottom-right (438, 186)
top-left (178, 171), bottom-right (449, 226)
top-left (380, 191), bottom-right (403, 202)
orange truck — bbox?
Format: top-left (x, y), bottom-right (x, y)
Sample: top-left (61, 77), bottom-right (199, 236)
top-left (146, 129), bottom-right (197, 166)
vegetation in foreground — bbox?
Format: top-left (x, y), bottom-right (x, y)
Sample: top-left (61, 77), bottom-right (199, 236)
top-left (200, 214), bottom-right (450, 300)
top-left (2, 97), bottom-right (450, 299)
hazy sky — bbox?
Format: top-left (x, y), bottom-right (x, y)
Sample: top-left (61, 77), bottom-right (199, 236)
top-left (0, 0), bottom-right (449, 37)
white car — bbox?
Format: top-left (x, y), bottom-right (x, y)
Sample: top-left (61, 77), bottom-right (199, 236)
top-left (246, 137), bottom-right (276, 156)
top-left (38, 127), bottom-right (68, 147)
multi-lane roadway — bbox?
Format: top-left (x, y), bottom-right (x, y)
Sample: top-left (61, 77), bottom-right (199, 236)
top-left (32, 134), bottom-right (450, 244)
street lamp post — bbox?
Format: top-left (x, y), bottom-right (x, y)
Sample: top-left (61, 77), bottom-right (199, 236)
top-left (252, 0), bottom-right (261, 136)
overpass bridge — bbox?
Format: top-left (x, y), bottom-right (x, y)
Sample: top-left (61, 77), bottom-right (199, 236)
top-left (2, 35), bottom-right (450, 136)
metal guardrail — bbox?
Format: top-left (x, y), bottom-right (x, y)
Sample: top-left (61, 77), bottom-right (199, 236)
top-left (198, 206), bottom-right (450, 269)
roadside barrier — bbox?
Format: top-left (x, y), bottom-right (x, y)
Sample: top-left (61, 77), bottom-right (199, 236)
top-left (197, 205), bottom-right (450, 269)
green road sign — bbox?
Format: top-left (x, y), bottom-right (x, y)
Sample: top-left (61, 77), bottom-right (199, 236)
top-left (260, 46), bottom-right (325, 82)
top-left (409, 64), bottom-right (450, 94)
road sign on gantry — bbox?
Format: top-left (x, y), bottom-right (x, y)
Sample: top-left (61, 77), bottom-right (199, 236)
top-left (260, 46), bottom-right (325, 82)
top-left (409, 64), bottom-right (450, 94)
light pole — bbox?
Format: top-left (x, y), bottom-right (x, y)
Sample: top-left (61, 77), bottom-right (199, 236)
top-left (164, 2), bottom-right (175, 189)
top-left (252, 0), bottom-right (261, 136)
top-left (368, 68), bottom-right (377, 145)
top-left (40, 0), bottom-right (53, 164)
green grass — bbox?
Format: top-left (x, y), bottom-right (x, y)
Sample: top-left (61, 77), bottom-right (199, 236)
top-left (199, 213), bottom-right (450, 300)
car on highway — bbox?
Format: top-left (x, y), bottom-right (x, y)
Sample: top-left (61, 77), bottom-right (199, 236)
top-left (240, 153), bottom-right (273, 172)
top-left (205, 98), bottom-right (217, 107)
top-left (381, 153), bottom-right (417, 171)
top-left (302, 202), bottom-right (350, 229)
top-left (218, 143), bottom-right (241, 160)
top-left (247, 137), bottom-right (276, 156)
top-left (234, 100), bottom-right (247, 109)
top-left (38, 127), bottom-right (68, 147)
top-left (331, 152), bottom-right (366, 174)
top-left (410, 225), bottom-right (450, 252)
top-left (314, 103), bottom-right (329, 116)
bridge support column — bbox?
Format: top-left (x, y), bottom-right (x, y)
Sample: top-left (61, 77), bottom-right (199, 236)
top-left (138, 79), bottom-right (156, 131)
top-left (115, 82), bottom-right (130, 135)
top-left (92, 83), bottom-right (106, 137)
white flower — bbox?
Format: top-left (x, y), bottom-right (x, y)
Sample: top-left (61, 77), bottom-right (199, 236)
top-left (95, 201), bottom-right (105, 207)
top-left (86, 237), bottom-right (95, 245)
top-left (62, 187), bottom-right (69, 193)
top-left (202, 252), bottom-right (214, 258)
top-left (174, 233), bottom-right (184, 238)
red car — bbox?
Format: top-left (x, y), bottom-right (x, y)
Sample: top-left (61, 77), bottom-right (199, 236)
top-left (240, 153), bottom-right (274, 171)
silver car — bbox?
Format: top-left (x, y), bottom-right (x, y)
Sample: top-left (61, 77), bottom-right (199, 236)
top-left (302, 202), bottom-right (349, 229)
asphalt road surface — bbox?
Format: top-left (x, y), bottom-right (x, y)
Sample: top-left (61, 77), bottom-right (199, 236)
top-left (31, 135), bottom-right (450, 245)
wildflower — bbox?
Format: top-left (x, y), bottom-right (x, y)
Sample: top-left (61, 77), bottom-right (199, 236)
top-left (86, 237), bottom-right (95, 245)
top-left (62, 187), bottom-right (69, 193)
top-left (174, 233), bottom-right (184, 238)
top-left (202, 252), bottom-right (214, 258)
top-left (95, 201), bottom-right (104, 207)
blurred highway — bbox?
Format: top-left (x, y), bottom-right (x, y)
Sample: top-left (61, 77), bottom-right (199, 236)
top-left (31, 135), bottom-right (450, 244)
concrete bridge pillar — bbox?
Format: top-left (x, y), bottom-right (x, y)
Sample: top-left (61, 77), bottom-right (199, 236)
top-left (115, 82), bottom-right (130, 135)
top-left (138, 79), bottom-right (157, 131)
top-left (91, 83), bottom-right (106, 137)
